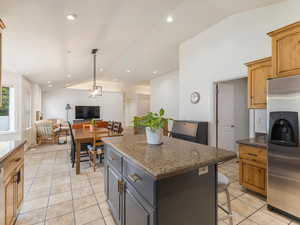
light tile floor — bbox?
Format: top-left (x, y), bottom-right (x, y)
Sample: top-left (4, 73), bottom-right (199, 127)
top-left (17, 143), bottom-right (300, 225)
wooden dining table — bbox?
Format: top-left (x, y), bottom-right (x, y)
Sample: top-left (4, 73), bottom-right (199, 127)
top-left (73, 127), bottom-right (122, 174)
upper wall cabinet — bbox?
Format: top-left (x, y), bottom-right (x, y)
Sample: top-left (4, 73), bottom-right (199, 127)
top-left (0, 18), bottom-right (5, 106)
top-left (268, 21), bottom-right (300, 78)
top-left (246, 57), bottom-right (273, 109)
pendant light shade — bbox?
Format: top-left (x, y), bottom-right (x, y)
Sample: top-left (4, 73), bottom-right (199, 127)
top-left (89, 49), bottom-right (103, 98)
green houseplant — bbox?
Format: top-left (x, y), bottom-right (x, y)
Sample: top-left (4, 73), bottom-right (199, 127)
top-left (133, 108), bottom-right (171, 144)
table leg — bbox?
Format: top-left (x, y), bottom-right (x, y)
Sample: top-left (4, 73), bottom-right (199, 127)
top-left (76, 140), bottom-right (81, 174)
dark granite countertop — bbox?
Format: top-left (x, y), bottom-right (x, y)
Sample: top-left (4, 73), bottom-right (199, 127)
top-left (102, 135), bottom-right (236, 180)
top-left (0, 140), bottom-right (26, 164)
top-left (237, 136), bottom-right (267, 149)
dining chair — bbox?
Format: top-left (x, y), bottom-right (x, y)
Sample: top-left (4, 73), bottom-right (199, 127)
top-left (68, 122), bottom-right (89, 168)
top-left (113, 122), bottom-right (122, 134)
top-left (35, 120), bottom-right (59, 144)
top-left (87, 129), bottom-right (105, 172)
top-left (107, 121), bottom-right (114, 131)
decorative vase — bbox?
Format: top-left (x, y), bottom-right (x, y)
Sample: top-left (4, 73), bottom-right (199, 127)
top-left (145, 127), bottom-right (162, 145)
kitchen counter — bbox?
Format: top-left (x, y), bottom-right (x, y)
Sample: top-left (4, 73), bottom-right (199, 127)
top-left (102, 134), bottom-right (236, 179)
top-left (237, 136), bottom-right (267, 149)
top-left (0, 140), bottom-right (26, 165)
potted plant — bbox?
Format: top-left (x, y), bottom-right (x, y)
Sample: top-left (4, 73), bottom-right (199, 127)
top-left (133, 108), bottom-right (171, 145)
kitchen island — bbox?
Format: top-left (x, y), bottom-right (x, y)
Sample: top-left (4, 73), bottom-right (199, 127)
top-left (102, 135), bottom-right (236, 225)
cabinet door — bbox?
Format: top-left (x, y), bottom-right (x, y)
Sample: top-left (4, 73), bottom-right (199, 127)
top-left (107, 165), bottom-right (122, 225)
top-left (247, 57), bottom-right (272, 109)
top-left (123, 183), bottom-right (153, 225)
top-left (16, 165), bottom-right (24, 210)
top-left (5, 176), bottom-right (15, 225)
top-left (239, 159), bottom-right (266, 195)
top-left (275, 31), bottom-right (300, 77)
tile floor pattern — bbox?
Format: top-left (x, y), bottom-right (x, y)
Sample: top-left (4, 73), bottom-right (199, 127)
top-left (17, 143), bottom-right (300, 225)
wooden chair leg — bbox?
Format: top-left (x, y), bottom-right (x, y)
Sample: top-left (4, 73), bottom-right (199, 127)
top-left (93, 152), bottom-right (96, 172)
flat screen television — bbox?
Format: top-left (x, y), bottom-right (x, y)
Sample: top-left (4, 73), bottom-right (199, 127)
top-left (75, 106), bottom-right (100, 120)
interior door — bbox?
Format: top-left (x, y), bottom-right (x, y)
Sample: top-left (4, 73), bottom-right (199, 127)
top-left (217, 83), bottom-right (235, 152)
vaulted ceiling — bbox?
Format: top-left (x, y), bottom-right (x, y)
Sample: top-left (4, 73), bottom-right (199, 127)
top-left (0, 0), bottom-right (285, 90)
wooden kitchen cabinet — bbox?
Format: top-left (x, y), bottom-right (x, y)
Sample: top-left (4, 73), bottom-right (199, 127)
top-left (0, 18), bottom-right (5, 106)
top-left (239, 144), bottom-right (267, 196)
top-left (268, 21), bottom-right (300, 77)
top-left (0, 142), bottom-right (25, 225)
top-left (245, 57), bottom-right (273, 109)
top-left (4, 176), bottom-right (15, 225)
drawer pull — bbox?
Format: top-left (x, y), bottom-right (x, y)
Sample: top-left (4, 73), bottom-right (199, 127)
top-left (247, 153), bottom-right (257, 157)
top-left (128, 174), bottom-right (141, 183)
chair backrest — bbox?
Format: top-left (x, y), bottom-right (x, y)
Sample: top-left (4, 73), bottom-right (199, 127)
top-left (35, 120), bottom-right (54, 137)
top-left (95, 121), bottom-right (108, 128)
top-left (113, 122), bottom-right (122, 134)
top-left (72, 123), bottom-right (83, 129)
top-left (107, 121), bottom-right (114, 130)
top-left (93, 129), bottom-right (107, 148)
top-left (83, 123), bottom-right (91, 129)
top-left (68, 121), bottom-right (76, 146)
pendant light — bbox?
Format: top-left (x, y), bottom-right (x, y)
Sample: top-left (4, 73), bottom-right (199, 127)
top-left (89, 48), bottom-right (103, 98)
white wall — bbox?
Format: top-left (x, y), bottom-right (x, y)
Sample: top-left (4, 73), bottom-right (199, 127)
top-left (150, 71), bottom-right (179, 119)
top-left (179, 0), bottom-right (300, 146)
top-left (42, 88), bottom-right (124, 123)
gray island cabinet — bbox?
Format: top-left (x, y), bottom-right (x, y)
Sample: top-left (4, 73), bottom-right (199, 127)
top-left (102, 135), bottom-right (235, 225)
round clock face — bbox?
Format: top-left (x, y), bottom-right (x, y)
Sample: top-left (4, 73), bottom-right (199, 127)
top-left (190, 92), bottom-right (200, 104)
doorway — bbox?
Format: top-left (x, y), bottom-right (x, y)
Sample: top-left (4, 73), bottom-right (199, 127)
top-left (216, 78), bottom-right (249, 152)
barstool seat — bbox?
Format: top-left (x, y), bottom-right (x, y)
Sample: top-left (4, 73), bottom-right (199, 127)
top-left (217, 172), bottom-right (233, 225)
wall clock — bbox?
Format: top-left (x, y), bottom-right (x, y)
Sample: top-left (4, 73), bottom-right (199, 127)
top-left (190, 91), bottom-right (200, 104)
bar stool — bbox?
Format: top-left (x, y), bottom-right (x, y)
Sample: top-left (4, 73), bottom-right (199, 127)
top-left (218, 172), bottom-right (233, 225)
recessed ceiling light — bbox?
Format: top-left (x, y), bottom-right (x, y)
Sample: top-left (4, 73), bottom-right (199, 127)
top-left (166, 15), bottom-right (174, 23)
top-left (153, 70), bottom-right (158, 75)
top-left (48, 84), bottom-right (53, 88)
top-left (126, 69), bottom-right (131, 73)
top-left (47, 81), bottom-right (51, 84)
top-left (67, 74), bottom-right (72, 78)
top-left (66, 14), bottom-right (77, 21)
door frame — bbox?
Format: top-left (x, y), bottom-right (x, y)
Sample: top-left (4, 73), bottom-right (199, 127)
top-left (214, 75), bottom-right (247, 149)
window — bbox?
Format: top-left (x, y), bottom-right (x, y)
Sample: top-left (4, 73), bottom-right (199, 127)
top-left (0, 87), bottom-right (11, 131)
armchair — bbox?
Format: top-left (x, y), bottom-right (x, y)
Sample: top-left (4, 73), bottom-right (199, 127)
top-left (35, 120), bottom-right (59, 144)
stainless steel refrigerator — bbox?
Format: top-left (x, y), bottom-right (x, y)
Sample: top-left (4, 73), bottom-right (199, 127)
top-left (267, 75), bottom-right (300, 219)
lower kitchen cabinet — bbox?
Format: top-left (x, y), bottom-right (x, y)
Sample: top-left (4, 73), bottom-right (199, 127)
top-left (107, 164), bottom-right (122, 225)
top-left (0, 142), bottom-right (25, 225)
top-left (123, 182), bottom-right (154, 225)
top-left (16, 165), bottom-right (24, 209)
top-left (4, 175), bottom-right (15, 225)
top-left (239, 144), bottom-right (267, 196)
